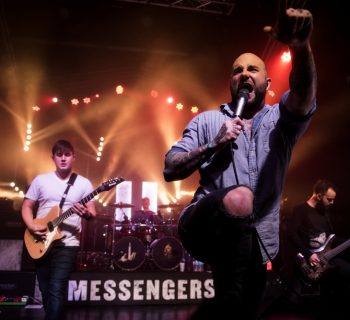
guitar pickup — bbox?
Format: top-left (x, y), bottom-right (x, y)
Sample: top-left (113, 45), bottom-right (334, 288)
top-left (47, 222), bottom-right (54, 232)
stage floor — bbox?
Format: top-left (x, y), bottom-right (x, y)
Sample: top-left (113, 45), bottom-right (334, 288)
top-left (0, 299), bottom-right (348, 320)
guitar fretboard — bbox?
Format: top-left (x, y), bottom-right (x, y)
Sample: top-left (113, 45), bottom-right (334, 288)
top-left (325, 238), bottom-right (350, 260)
top-left (48, 177), bottom-right (124, 228)
top-left (52, 188), bottom-right (101, 227)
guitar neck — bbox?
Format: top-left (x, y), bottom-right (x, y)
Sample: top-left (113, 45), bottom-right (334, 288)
top-left (51, 189), bottom-right (99, 228)
top-left (324, 238), bottom-right (350, 260)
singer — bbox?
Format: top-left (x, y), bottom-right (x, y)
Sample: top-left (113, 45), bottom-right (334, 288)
top-left (163, 1), bottom-right (317, 319)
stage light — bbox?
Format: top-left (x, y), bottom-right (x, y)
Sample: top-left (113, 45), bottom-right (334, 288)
top-left (150, 90), bottom-right (159, 98)
top-left (191, 106), bottom-right (199, 114)
top-left (267, 90), bottom-right (275, 97)
top-left (24, 123), bottom-right (32, 151)
top-left (176, 103), bottom-right (184, 110)
top-left (96, 137), bottom-right (105, 161)
top-left (281, 51), bottom-right (291, 63)
top-left (167, 96), bottom-right (174, 104)
top-left (116, 85), bottom-right (124, 95)
top-left (71, 98), bottom-right (79, 106)
top-left (142, 181), bottom-right (158, 213)
top-left (52, 97), bottom-right (58, 103)
top-left (83, 97), bottom-right (91, 104)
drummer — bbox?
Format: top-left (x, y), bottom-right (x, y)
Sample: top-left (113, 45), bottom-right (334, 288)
top-left (132, 197), bottom-right (163, 225)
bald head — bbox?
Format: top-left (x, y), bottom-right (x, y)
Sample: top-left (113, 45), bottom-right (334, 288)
top-left (229, 52), bottom-right (271, 116)
top-left (232, 52), bottom-right (267, 77)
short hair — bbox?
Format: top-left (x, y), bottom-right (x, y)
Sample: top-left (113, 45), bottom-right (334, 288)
top-left (313, 179), bottom-right (337, 195)
top-left (52, 140), bottom-right (74, 156)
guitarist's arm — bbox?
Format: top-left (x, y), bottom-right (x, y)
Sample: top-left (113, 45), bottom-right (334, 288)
top-left (22, 198), bottom-right (48, 240)
top-left (288, 207), bottom-right (315, 261)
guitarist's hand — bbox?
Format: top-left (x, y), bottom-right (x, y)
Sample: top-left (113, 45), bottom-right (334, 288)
top-left (30, 224), bottom-right (48, 240)
top-left (309, 253), bottom-right (320, 267)
top-left (72, 203), bottom-right (91, 219)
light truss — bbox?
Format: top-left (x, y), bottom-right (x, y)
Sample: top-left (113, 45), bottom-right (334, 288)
top-left (114, 0), bottom-right (236, 15)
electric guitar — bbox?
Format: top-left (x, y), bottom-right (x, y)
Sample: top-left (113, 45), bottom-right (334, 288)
top-left (296, 234), bottom-right (350, 283)
top-left (24, 177), bottom-right (124, 259)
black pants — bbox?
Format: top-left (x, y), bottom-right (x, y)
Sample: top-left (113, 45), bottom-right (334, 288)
top-left (179, 186), bottom-right (266, 319)
top-left (35, 246), bottom-right (79, 320)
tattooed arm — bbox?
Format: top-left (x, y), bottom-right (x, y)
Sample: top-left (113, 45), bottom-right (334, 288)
top-left (163, 117), bottom-right (244, 182)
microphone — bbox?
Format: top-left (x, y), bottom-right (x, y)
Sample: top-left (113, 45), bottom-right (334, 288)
top-left (234, 88), bottom-right (249, 118)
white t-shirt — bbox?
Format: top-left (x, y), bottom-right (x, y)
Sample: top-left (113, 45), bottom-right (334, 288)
top-left (25, 171), bottom-right (94, 246)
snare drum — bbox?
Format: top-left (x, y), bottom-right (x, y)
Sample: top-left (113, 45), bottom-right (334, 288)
top-left (151, 236), bottom-right (183, 271)
top-left (113, 236), bottom-right (146, 271)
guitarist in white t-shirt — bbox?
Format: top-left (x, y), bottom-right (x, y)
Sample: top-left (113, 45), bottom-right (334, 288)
top-left (21, 140), bottom-right (96, 320)
top-left (290, 179), bottom-right (350, 304)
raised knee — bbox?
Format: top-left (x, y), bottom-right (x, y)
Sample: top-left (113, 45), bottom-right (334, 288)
top-left (222, 186), bottom-right (253, 218)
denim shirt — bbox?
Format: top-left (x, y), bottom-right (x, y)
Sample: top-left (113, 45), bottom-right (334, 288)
top-left (167, 91), bottom-right (316, 262)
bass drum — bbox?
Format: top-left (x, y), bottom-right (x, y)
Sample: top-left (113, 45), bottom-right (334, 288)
top-left (113, 236), bottom-right (145, 271)
top-left (151, 237), bottom-right (183, 271)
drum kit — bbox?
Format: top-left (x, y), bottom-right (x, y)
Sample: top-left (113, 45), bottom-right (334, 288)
top-left (79, 202), bottom-right (185, 272)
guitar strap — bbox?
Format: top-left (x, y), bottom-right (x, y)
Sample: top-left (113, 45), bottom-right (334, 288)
top-left (59, 172), bottom-right (78, 210)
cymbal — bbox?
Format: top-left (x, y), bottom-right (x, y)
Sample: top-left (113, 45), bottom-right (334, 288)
top-left (158, 203), bottom-right (183, 209)
top-left (109, 202), bottom-right (135, 208)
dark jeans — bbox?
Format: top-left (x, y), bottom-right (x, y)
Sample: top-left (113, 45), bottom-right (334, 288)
top-left (179, 186), bottom-right (266, 319)
top-left (35, 246), bottom-right (79, 320)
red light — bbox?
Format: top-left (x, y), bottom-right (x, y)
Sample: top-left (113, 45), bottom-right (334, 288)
top-left (150, 90), bottom-right (159, 98)
top-left (266, 261), bottom-right (273, 271)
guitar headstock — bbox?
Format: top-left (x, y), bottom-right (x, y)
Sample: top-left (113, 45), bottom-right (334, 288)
top-left (98, 177), bottom-right (125, 192)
